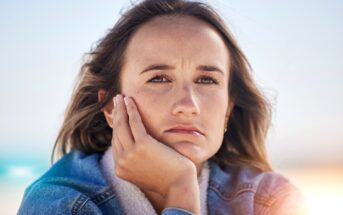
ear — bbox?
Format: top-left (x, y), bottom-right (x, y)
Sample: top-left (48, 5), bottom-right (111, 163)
top-left (98, 89), bottom-right (114, 128)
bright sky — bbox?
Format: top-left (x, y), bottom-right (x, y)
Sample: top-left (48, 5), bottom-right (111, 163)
top-left (0, 0), bottom-right (342, 169)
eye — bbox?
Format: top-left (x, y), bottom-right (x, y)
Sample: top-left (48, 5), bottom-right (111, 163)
top-left (197, 76), bottom-right (219, 85)
top-left (147, 74), bottom-right (171, 83)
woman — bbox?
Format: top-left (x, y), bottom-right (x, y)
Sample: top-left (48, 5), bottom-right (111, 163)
top-left (19, 0), bottom-right (307, 214)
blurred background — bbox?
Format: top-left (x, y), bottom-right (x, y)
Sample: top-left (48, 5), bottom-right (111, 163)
top-left (0, 0), bottom-right (342, 214)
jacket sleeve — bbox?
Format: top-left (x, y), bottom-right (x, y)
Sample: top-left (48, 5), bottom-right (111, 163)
top-left (162, 207), bottom-right (195, 215)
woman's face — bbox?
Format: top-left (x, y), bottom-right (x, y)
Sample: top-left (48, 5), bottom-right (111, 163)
top-left (119, 15), bottom-right (232, 167)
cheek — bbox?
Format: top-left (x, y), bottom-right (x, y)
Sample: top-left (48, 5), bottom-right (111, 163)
top-left (201, 91), bottom-right (228, 144)
top-left (129, 89), bottom-right (168, 138)
top-left (200, 89), bottom-right (228, 121)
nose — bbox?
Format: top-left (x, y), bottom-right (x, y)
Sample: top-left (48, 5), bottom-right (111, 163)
top-left (171, 85), bottom-right (200, 117)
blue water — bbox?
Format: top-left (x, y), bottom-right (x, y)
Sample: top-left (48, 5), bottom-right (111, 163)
top-left (0, 155), bottom-right (49, 186)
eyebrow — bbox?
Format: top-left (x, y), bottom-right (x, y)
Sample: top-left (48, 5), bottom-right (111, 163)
top-left (139, 64), bottom-right (225, 76)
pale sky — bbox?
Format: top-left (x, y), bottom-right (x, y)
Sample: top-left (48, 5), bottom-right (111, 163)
top-left (0, 0), bottom-right (342, 169)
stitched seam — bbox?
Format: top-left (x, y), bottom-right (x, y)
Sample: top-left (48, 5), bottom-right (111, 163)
top-left (208, 186), bottom-right (236, 201)
top-left (91, 188), bottom-right (116, 206)
top-left (71, 195), bottom-right (90, 215)
top-left (209, 180), bottom-right (256, 201)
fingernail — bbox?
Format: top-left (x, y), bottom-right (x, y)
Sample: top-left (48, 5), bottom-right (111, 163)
top-left (115, 94), bottom-right (120, 104)
top-left (124, 96), bottom-right (129, 106)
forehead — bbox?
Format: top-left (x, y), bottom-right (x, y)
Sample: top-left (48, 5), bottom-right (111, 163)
top-left (123, 15), bottom-right (230, 69)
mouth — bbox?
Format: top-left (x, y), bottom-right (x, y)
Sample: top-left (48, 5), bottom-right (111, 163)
top-left (165, 125), bottom-right (204, 137)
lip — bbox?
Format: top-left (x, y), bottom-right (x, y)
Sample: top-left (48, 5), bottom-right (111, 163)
top-left (165, 125), bottom-right (204, 136)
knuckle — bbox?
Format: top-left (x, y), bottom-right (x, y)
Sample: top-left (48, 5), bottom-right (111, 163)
top-left (115, 167), bottom-right (123, 177)
top-left (116, 158), bottom-right (125, 168)
top-left (115, 163), bottom-right (128, 180)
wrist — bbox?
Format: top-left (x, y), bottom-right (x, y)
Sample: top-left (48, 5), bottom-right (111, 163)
top-left (164, 166), bottom-right (200, 215)
top-left (165, 162), bottom-right (198, 195)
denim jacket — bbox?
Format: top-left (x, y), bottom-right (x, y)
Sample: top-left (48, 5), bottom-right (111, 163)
top-left (18, 150), bottom-right (307, 215)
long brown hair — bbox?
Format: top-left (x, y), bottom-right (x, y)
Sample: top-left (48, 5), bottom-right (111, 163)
top-left (52, 0), bottom-right (273, 172)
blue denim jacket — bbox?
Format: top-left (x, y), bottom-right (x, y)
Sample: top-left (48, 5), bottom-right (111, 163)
top-left (18, 150), bottom-right (307, 215)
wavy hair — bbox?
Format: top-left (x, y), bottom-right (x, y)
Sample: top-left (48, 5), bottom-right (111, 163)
top-left (52, 0), bottom-right (273, 172)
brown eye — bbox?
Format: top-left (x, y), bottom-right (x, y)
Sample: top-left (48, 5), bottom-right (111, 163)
top-left (197, 76), bottom-right (219, 84)
top-left (147, 74), bottom-right (171, 83)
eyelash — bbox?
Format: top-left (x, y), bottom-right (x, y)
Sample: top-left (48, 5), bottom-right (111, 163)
top-left (148, 74), bottom-right (219, 85)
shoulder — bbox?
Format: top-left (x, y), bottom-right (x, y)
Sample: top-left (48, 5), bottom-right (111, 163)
top-left (18, 150), bottom-right (122, 215)
top-left (26, 150), bottom-right (108, 190)
top-left (207, 161), bottom-right (308, 215)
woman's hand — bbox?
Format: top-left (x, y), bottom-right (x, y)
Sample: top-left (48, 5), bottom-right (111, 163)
top-left (111, 94), bottom-right (198, 197)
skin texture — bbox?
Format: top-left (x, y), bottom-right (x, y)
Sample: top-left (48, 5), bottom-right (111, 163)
top-left (98, 15), bottom-right (233, 214)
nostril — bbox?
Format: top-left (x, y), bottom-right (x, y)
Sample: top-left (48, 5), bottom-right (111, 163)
top-left (172, 100), bottom-right (200, 116)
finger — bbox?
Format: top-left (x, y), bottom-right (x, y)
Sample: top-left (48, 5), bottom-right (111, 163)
top-left (114, 95), bottom-right (134, 149)
top-left (113, 130), bottom-right (123, 158)
top-left (111, 133), bottom-right (119, 162)
top-left (112, 97), bottom-right (123, 157)
top-left (124, 96), bottom-right (148, 142)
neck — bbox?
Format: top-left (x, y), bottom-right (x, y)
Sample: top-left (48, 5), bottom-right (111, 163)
top-left (195, 162), bottom-right (203, 177)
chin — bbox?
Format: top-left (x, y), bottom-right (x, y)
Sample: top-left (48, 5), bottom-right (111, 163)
top-left (168, 141), bottom-right (208, 164)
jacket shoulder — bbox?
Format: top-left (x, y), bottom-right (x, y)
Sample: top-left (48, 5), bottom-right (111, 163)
top-left (208, 162), bottom-right (308, 214)
top-left (253, 171), bottom-right (308, 214)
top-left (18, 150), bottom-right (120, 214)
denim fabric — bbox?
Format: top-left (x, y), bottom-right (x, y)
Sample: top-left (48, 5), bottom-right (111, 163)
top-left (18, 150), bottom-right (307, 215)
